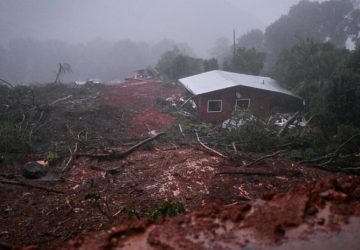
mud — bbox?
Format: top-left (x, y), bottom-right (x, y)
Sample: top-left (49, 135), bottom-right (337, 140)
top-left (58, 176), bottom-right (360, 250)
top-left (0, 80), bottom-right (357, 249)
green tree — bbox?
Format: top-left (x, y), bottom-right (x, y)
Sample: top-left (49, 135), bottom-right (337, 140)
top-left (270, 39), bottom-right (348, 106)
top-left (224, 47), bottom-right (266, 75)
top-left (325, 46), bottom-right (360, 127)
top-left (156, 48), bottom-right (203, 80)
top-left (237, 29), bottom-right (265, 52)
top-left (264, 0), bottom-right (358, 59)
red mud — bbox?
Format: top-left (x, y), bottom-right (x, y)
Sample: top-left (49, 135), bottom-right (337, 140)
top-left (0, 143), bottom-right (350, 249)
top-left (0, 80), bottom-right (359, 249)
top-left (103, 80), bottom-right (180, 136)
top-left (60, 176), bottom-right (360, 250)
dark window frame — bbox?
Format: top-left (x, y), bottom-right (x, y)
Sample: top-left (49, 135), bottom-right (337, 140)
top-left (235, 98), bottom-right (250, 109)
top-left (207, 100), bottom-right (223, 113)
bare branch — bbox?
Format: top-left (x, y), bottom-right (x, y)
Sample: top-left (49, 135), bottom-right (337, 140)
top-left (50, 95), bottom-right (73, 106)
top-left (196, 132), bottom-right (228, 159)
top-left (241, 150), bottom-right (288, 168)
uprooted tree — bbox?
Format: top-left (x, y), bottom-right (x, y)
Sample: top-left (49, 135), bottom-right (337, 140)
top-left (54, 63), bottom-right (72, 84)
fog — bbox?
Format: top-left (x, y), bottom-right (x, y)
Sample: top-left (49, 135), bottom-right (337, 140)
top-left (0, 0), bottom-right (304, 54)
top-left (0, 0), bottom-right (327, 83)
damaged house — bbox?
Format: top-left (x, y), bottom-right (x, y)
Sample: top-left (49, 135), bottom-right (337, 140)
top-left (179, 70), bottom-right (303, 122)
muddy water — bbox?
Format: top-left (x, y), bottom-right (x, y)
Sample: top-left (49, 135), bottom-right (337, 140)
top-left (272, 217), bottom-right (360, 250)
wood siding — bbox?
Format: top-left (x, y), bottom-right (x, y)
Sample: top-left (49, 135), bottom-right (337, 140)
top-left (195, 86), bottom-right (303, 122)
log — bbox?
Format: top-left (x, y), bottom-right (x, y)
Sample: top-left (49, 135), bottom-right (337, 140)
top-left (196, 132), bottom-right (228, 159)
top-left (0, 179), bottom-right (64, 194)
top-left (241, 150), bottom-right (288, 167)
top-left (76, 132), bottom-right (165, 160)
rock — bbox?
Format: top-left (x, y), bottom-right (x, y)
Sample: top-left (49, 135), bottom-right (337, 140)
top-left (22, 161), bottom-right (48, 179)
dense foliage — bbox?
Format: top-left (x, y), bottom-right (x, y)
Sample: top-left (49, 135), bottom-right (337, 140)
top-left (264, 0), bottom-right (359, 57)
top-left (156, 48), bottom-right (203, 81)
top-left (325, 46), bottom-right (360, 128)
top-left (156, 48), bottom-right (219, 81)
top-left (223, 47), bottom-right (266, 75)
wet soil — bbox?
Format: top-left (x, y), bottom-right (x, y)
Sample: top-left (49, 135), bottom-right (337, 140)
top-left (0, 79), bottom-right (357, 249)
top-left (62, 176), bottom-right (360, 250)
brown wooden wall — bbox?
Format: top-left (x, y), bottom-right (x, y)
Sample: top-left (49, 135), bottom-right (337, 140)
top-left (195, 86), bottom-right (303, 122)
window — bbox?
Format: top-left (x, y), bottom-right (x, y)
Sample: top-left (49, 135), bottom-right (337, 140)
top-left (207, 100), bottom-right (222, 112)
top-left (236, 99), bottom-right (250, 109)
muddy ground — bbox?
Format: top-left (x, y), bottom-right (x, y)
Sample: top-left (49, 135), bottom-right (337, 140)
top-left (0, 80), bottom-right (358, 249)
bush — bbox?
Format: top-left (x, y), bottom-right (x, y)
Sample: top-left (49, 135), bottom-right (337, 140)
top-left (220, 110), bottom-right (280, 152)
top-left (149, 200), bottom-right (185, 220)
top-left (45, 149), bottom-right (61, 166)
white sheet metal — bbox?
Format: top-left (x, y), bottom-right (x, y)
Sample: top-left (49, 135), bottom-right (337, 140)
top-left (179, 70), bottom-right (299, 98)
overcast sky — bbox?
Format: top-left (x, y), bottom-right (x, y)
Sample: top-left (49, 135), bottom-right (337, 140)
top-left (0, 0), bottom-right (318, 56)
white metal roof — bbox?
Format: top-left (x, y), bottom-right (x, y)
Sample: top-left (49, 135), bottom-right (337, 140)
top-left (179, 70), bottom-right (300, 98)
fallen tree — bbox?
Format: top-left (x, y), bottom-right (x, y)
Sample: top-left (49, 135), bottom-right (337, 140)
top-left (0, 179), bottom-right (64, 194)
top-left (298, 134), bottom-right (359, 167)
top-left (76, 132), bottom-right (165, 160)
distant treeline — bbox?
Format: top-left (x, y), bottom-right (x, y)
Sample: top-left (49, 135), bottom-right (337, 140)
top-left (0, 39), bottom-right (194, 84)
top-left (1, 0), bottom-right (359, 85)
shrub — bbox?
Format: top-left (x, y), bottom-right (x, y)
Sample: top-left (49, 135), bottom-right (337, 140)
top-left (45, 149), bottom-right (61, 166)
top-left (149, 200), bottom-right (185, 220)
top-left (220, 110), bottom-right (279, 152)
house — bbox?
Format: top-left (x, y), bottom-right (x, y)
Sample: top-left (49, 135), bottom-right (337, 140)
top-left (178, 70), bottom-right (303, 122)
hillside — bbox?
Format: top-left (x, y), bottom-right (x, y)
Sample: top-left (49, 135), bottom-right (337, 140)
top-left (1, 79), bottom-right (359, 249)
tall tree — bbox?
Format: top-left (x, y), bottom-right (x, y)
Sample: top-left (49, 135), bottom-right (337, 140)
top-left (237, 29), bottom-right (265, 52)
top-left (326, 46), bottom-right (360, 126)
top-left (271, 39), bottom-right (348, 101)
top-left (224, 47), bottom-right (266, 75)
top-left (264, 0), bottom-right (358, 58)
top-left (156, 48), bottom-right (203, 80)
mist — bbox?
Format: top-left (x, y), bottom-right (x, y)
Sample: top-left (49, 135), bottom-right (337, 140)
top-left (0, 0), bottom-right (327, 83)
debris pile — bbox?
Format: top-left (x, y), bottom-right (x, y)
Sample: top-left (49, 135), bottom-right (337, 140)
top-left (61, 176), bottom-right (360, 250)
